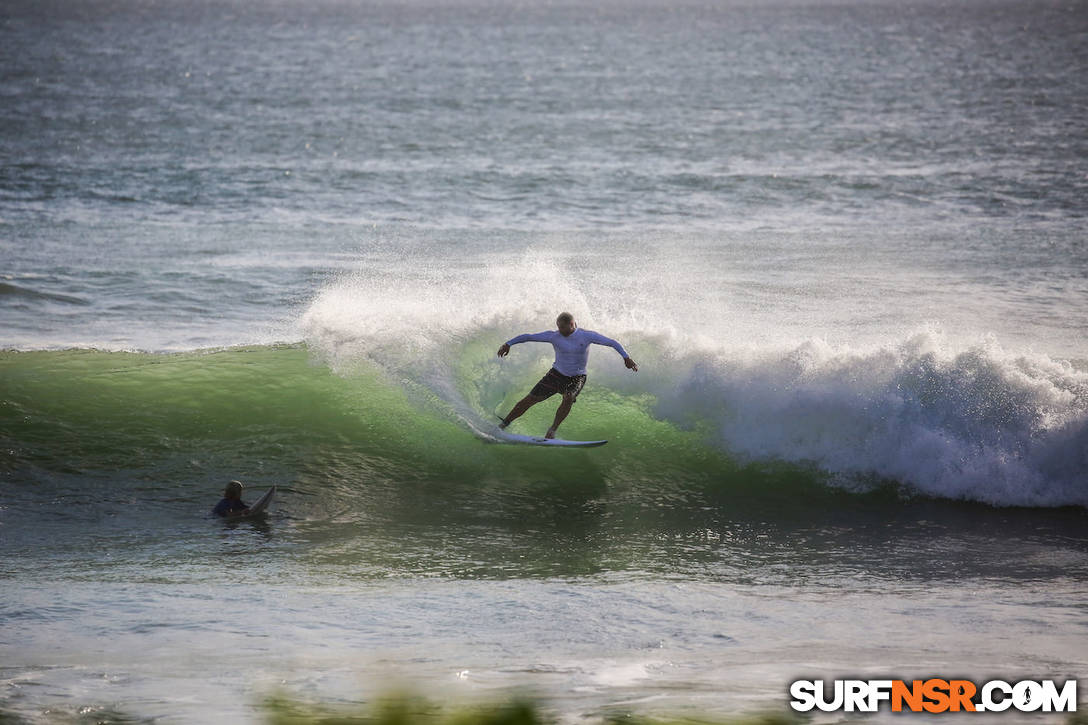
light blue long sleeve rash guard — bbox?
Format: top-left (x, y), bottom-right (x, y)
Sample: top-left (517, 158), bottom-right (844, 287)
top-left (505, 328), bottom-right (630, 377)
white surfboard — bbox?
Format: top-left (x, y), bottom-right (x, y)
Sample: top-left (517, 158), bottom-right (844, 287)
top-left (223, 485), bottom-right (276, 519)
top-left (496, 431), bottom-right (607, 448)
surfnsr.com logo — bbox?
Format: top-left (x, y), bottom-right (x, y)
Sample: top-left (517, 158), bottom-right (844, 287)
top-left (789, 679), bottom-right (1078, 713)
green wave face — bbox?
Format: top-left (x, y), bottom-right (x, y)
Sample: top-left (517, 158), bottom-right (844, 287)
top-left (0, 345), bottom-right (836, 579)
top-left (1, 344), bottom-right (793, 496)
top-left (4, 344), bottom-right (1087, 585)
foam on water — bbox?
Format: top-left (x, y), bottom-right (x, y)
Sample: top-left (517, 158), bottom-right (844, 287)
top-left (652, 332), bottom-right (1088, 507)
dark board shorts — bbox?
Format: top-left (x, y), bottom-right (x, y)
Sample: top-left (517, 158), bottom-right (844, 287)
top-left (530, 367), bottom-right (587, 401)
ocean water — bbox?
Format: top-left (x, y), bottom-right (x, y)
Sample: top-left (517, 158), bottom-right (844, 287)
top-left (2, 0), bottom-right (1087, 722)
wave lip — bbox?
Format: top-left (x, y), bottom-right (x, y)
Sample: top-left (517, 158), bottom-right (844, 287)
top-left (656, 333), bottom-right (1088, 508)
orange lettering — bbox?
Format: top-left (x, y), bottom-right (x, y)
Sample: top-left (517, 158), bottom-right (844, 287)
top-left (923, 679), bottom-right (951, 713)
top-left (949, 680), bottom-right (977, 712)
top-left (893, 680), bottom-right (924, 712)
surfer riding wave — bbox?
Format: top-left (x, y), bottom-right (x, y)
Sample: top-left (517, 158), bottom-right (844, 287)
top-left (497, 312), bottom-right (638, 439)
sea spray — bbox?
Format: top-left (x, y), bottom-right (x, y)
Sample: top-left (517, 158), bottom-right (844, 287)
top-left (650, 332), bottom-right (1088, 507)
top-left (299, 268), bottom-right (1088, 508)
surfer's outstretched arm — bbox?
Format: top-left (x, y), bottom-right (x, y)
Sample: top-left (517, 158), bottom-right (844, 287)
top-left (497, 331), bottom-right (554, 357)
top-left (585, 331), bottom-right (639, 371)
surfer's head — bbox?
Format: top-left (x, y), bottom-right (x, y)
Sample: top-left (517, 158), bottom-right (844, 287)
top-left (224, 480), bottom-right (244, 499)
top-left (556, 311), bottom-right (576, 336)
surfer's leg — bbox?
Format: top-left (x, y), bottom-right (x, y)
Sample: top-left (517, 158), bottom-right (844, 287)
top-left (545, 374), bottom-right (585, 438)
top-left (505, 370), bottom-right (563, 428)
top-left (502, 394), bottom-right (545, 427)
top-left (546, 393), bottom-right (576, 438)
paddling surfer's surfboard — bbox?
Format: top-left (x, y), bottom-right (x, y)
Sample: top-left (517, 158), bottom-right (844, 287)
top-left (222, 485), bottom-right (276, 519)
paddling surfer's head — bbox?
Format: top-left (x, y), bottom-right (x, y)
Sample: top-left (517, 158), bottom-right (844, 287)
top-left (556, 311), bottom-right (576, 336)
top-left (224, 480), bottom-right (244, 499)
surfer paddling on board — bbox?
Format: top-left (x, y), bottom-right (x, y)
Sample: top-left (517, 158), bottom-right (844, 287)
top-left (212, 480), bottom-right (250, 517)
top-left (497, 312), bottom-right (638, 439)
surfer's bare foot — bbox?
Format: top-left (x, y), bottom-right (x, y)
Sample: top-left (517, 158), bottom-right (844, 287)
top-left (498, 415), bottom-right (509, 429)
top-left (545, 427), bottom-right (557, 439)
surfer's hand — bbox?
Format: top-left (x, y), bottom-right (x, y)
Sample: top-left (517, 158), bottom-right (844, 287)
top-left (497, 343), bottom-right (510, 357)
top-left (625, 357), bottom-right (638, 371)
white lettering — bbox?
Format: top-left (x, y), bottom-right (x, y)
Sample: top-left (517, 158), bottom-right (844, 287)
top-left (1041, 680), bottom-right (1077, 713)
top-left (845, 680), bottom-right (868, 712)
top-left (790, 677), bottom-right (1077, 714)
top-left (1014, 680), bottom-right (1043, 712)
top-left (982, 680), bottom-right (1012, 712)
top-left (789, 680), bottom-right (817, 712)
top-left (817, 680), bottom-right (844, 712)
top-left (868, 680), bottom-right (894, 711)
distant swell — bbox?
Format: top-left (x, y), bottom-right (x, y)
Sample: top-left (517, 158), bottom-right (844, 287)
top-left (0, 281), bottom-right (89, 306)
